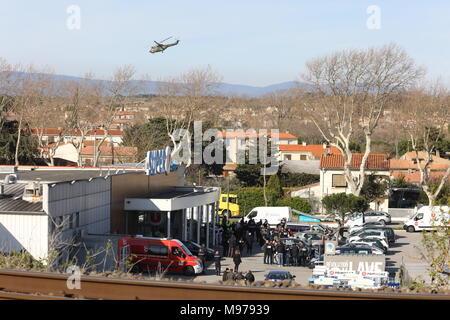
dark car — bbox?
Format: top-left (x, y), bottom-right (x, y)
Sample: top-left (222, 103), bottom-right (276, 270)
top-left (335, 245), bottom-right (373, 255)
top-left (349, 226), bottom-right (395, 244)
top-left (183, 241), bottom-right (215, 260)
top-left (264, 270), bottom-right (296, 282)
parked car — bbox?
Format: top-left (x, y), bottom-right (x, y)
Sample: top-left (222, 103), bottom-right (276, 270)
top-left (335, 245), bottom-right (373, 255)
top-left (348, 238), bottom-right (388, 253)
top-left (294, 232), bottom-right (326, 246)
top-left (264, 270), bottom-right (296, 282)
top-left (363, 211), bottom-right (391, 224)
top-left (182, 241), bottom-right (215, 260)
top-left (286, 222), bottom-right (329, 234)
top-left (349, 227), bottom-right (395, 244)
top-left (348, 230), bottom-right (389, 246)
top-left (346, 211), bottom-right (391, 227)
top-left (346, 241), bottom-right (385, 254)
top-left (349, 222), bottom-right (387, 234)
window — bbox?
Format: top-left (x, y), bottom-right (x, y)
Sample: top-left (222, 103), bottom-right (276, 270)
top-left (300, 155), bottom-right (307, 160)
top-left (332, 174), bottom-right (347, 187)
top-left (248, 211), bottom-right (257, 218)
top-left (147, 245), bottom-right (168, 256)
top-left (284, 155), bottom-right (292, 160)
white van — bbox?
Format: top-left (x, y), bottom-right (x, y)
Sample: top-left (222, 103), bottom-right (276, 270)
top-left (403, 206), bottom-right (450, 232)
top-left (244, 206), bottom-right (291, 226)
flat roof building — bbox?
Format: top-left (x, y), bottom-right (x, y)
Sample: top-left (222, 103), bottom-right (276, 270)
top-left (0, 164), bottom-right (220, 264)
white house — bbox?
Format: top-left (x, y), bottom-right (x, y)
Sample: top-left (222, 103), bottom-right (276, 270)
top-left (319, 153), bottom-right (391, 212)
top-left (217, 131), bottom-right (298, 165)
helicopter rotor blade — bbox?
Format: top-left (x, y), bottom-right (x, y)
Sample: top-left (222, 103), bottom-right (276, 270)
top-left (159, 36), bottom-right (173, 43)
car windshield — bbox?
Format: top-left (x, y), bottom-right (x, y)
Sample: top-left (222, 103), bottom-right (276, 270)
top-left (181, 244), bottom-right (194, 256)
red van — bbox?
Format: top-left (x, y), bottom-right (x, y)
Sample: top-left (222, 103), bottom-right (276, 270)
top-left (117, 236), bottom-right (203, 276)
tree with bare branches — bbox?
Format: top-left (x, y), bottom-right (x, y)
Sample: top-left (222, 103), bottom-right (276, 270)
top-left (302, 43), bottom-right (425, 196)
top-left (156, 65), bottom-right (222, 167)
top-left (401, 82), bottom-right (450, 206)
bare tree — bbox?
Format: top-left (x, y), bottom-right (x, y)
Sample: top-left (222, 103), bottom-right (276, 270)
top-left (92, 65), bottom-right (138, 166)
top-left (402, 82), bottom-right (450, 206)
top-left (302, 43), bottom-right (425, 196)
top-left (63, 73), bottom-right (102, 166)
top-left (156, 65), bottom-right (222, 166)
top-left (27, 74), bottom-right (67, 165)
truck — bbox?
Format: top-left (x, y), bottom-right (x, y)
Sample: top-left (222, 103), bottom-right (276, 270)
top-left (403, 205), bottom-right (450, 232)
top-left (243, 206), bottom-right (291, 226)
top-left (218, 193), bottom-right (240, 218)
top-left (117, 236), bottom-right (203, 276)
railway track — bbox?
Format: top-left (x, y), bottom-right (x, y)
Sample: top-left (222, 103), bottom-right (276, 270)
top-left (0, 269), bottom-right (448, 300)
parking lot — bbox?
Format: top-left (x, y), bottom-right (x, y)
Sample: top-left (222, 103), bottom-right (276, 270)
top-left (186, 222), bottom-right (428, 286)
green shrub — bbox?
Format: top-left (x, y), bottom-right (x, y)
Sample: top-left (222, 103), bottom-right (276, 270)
top-left (322, 193), bottom-right (369, 225)
top-left (276, 197), bottom-right (312, 214)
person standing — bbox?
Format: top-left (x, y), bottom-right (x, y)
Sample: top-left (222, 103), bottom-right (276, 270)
top-left (268, 241), bottom-right (274, 265)
top-left (291, 243), bottom-right (299, 266)
top-left (246, 232), bottom-right (253, 255)
top-left (198, 244), bottom-right (206, 274)
top-left (238, 237), bottom-right (245, 254)
top-left (285, 245), bottom-right (291, 266)
top-left (214, 250), bottom-right (221, 276)
top-left (233, 249), bottom-right (242, 272)
top-left (262, 240), bottom-right (270, 264)
top-left (276, 241), bottom-right (285, 267)
top-left (222, 232), bottom-right (229, 257)
top-left (228, 234), bottom-right (236, 257)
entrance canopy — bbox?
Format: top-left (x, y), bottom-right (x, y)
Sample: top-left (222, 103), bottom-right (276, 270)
top-left (124, 186), bottom-right (220, 212)
top-left (123, 186), bottom-right (221, 248)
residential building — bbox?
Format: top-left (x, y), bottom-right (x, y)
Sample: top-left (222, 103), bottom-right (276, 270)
top-left (278, 143), bottom-right (340, 161)
top-left (319, 153), bottom-right (391, 211)
top-left (80, 145), bottom-right (138, 166)
top-left (217, 130), bottom-right (298, 165)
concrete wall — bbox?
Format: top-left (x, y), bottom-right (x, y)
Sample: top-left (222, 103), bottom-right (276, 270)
top-left (110, 168), bottom-right (184, 234)
top-left (0, 212), bottom-right (48, 260)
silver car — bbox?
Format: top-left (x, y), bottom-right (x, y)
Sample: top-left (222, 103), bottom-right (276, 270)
top-left (363, 211), bottom-right (391, 224)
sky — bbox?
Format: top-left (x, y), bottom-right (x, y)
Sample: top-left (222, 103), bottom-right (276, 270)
top-left (1, 0), bottom-right (450, 86)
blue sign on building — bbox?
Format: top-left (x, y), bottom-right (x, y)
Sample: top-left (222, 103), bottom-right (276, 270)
top-left (145, 147), bottom-right (178, 176)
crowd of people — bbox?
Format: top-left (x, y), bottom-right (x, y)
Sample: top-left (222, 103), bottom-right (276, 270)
top-left (189, 216), bottom-right (317, 280)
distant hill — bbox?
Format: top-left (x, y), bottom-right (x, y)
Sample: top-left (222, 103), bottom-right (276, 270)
top-left (3, 72), bottom-right (312, 97)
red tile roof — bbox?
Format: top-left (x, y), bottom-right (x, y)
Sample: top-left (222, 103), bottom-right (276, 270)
top-left (391, 171), bottom-right (447, 183)
top-left (320, 153), bottom-right (390, 170)
top-left (390, 158), bottom-right (449, 171)
top-left (279, 144), bottom-right (341, 158)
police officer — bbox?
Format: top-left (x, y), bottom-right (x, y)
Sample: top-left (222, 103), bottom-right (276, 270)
top-left (214, 250), bottom-right (221, 276)
top-left (198, 244), bottom-right (206, 274)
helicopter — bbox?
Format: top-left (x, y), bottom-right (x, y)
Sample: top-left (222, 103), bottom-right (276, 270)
top-left (150, 36), bottom-right (180, 54)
